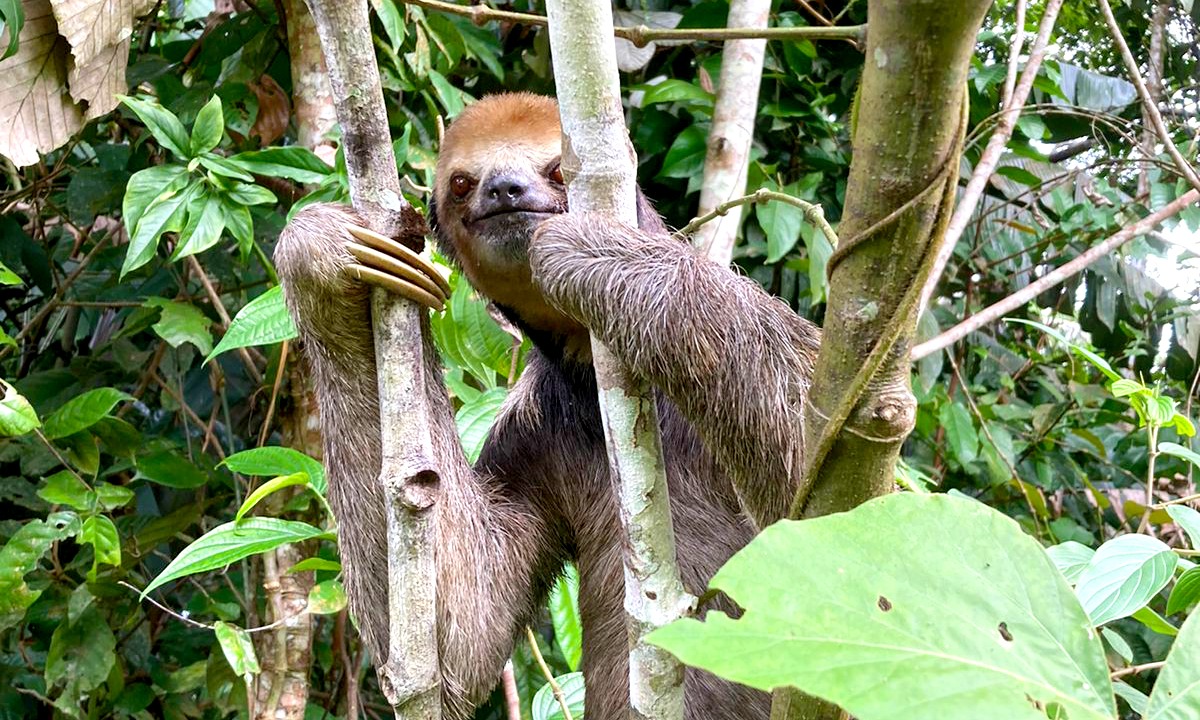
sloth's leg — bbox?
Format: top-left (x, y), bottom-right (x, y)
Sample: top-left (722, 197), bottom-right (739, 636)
top-left (344, 224), bottom-right (451, 311)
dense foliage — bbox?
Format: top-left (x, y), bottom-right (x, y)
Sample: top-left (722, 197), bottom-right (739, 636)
top-left (0, 0), bottom-right (1197, 718)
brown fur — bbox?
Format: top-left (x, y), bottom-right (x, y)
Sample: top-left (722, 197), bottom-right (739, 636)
top-left (275, 93), bottom-right (820, 720)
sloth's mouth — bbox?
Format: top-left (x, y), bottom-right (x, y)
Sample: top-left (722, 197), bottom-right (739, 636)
top-left (467, 207), bottom-right (562, 225)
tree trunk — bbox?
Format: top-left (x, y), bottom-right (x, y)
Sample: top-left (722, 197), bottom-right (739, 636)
top-left (773, 1), bottom-right (993, 718)
top-left (1137, 0), bottom-right (1170, 200)
top-left (543, 3), bottom-right (691, 720)
top-left (691, 0), bottom-right (770, 265)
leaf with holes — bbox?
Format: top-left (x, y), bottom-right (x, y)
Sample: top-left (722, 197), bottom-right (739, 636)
top-left (648, 493), bottom-right (1115, 720)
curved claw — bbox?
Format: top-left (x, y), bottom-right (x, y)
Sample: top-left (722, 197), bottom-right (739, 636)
top-left (345, 224), bottom-right (451, 296)
top-left (343, 224), bottom-right (450, 312)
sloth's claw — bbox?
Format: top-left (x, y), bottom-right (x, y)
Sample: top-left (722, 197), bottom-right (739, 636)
top-left (344, 224), bottom-right (449, 311)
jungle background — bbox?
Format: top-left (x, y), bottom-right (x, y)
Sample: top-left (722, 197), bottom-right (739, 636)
top-left (0, 0), bottom-right (1198, 718)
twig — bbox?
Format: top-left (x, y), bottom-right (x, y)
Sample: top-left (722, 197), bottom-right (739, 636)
top-left (186, 256), bottom-right (265, 384)
top-left (403, 0), bottom-right (866, 47)
top-left (678, 188), bottom-right (839, 246)
top-left (258, 340), bottom-right (290, 446)
top-left (1110, 661), bottom-right (1166, 679)
top-left (500, 659), bottom-right (521, 720)
top-left (795, 0), bottom-right (833, 27)
top-left (917, 0), bottom-right (1065, 313)
top-left (1099, 0), bottom-right (1200, 196)
top-left (1000, 0), bottom-right (1026, 109)
top-left (34, 429), bottom-right (92, 487)
top-left (524, 627), bottom-right (573, 720)
top-left (1152, 492), bottom-right (1200, 509)
top-left (152, 371), bottom-right (228, 460)
top-left (120, 580), bottom-right (215, 630)
top-left (912, 189), bottom-right (1200, 360)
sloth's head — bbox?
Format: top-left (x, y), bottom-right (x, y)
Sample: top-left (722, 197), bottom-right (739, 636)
top-left (430, 93), bottom-right (575, 334)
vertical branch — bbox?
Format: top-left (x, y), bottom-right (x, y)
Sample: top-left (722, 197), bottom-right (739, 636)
top-left (691, 0), bottom-right (771, 265)
top-left (301, 0), bottom-right (442, 717)
top-left (542, 3), bottom-right (692, 719)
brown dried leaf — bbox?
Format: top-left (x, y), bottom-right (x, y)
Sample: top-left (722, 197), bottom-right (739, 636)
top-left (49, 0), bottom-right (156, 120)
top-left (249, 74), bottom-right (290, 146)
top-left (0, 0), bottom-right (84, 166)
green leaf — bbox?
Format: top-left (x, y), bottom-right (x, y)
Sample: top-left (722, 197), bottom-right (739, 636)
top-left (190, 95), bottom-right (224, 155)
top-left (206, 287), bottom-right (298, 363)
top-left (647, 493), bottom-right (1115, 720)
top-left (456, 387), bottom-right (507, 463)
top-left (143, 518), bottom-right (327, 596)
top-left (1075, 534), bottom-right (1177, 627)
top-left (288, 557), bottom-right (341, 574)
top-left (1131, 605), bottom-right (1178, 637)
top-left (760, 195), bottom-right (803, 263)
top-left (172, 191), bottom-right (226, 261)
top-left (427, 68), bottom-right (465, 117)
top-left (144, 298), bottom-right (213, 355)
top-left (939, 401), bottom-right (979, 465)
top-left (0, 259), bottom-right (20, 285)
top-left (657, 125), bottom-right (707, 179)
top-left (307, 579), bottom-right (347, 614)
top-left (1160, 442), bottom-right (1200, 470)
top-left (223, 181), bottom-right (276, 206)
top-left (1113, 682), bottom-right (1149, 715)
top-left (45, 606), bottom-right (116, 696)
top-left (1110, 378), bottom-right (1144, 398)
top-left (37, 470), bottom-right (94, 511)
top-left (80, 515), bottom-right (121, 578)
top-left (548, 564), bottom-right (582, 671)
top-left (135, 450), bottom-right (209, 488)
top-left (1166, 566), bottom-right (1200, 615)
top-left (235, 472), bottom-right (311, 521)
top-left (221, 446), bottom-right (326, 495)
top-left (122, 181), bottom-right (198, 276)
top-left (1008, 319), bottom-right (1120, 382)
top-left (227, 147), bottom-right (333, 184)
top-left (1145, 609), bottom-right (1200, 719)
top-left (531, 672), bottom-right (585, 720)
top-left (1046, 541), bottom-right (1095, 584)
top-left (42, 388), bottom-right (132, 440)
top-left (0, 0), bottom-right (24, 59)
top-left (122, 165), bottom-right (189, 239)
top-left (0, 381), bottom-right (40, 436)
top-left (1167, 505), bottom-right (1200, 549)
top-left (197, 153), bottom-right (255, 182)
top-left (0, 513), bottom-right (80, 630)
top-left (120, 96), bottom-right (192, 159)
top-left (214, 622), bottom-right (260, 677)
top-left (638, 79), bottom-right (714, 107)
top-left (95, 482), bottom-right (135, 510)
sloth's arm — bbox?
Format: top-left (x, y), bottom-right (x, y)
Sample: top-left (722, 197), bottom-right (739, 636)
top-left (531, 213), bottom-right (821, 528)
top-left (276, 204), bottom-right (561, 719)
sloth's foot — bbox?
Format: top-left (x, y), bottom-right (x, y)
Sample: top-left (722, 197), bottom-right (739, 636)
top-left (344, 224), bottom-right (450, 312)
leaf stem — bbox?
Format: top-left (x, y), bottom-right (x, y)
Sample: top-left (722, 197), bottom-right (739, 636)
top-left (525, 626), bottom-right (574, 720)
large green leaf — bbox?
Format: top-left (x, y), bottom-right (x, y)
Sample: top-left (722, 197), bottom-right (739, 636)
top-left (1145, 609), bottom-right (1200, 720)
top-left (1075, 534), bottom-right (1177, 627)
top-left (1167, 567), bottom-right (1200, 616)
top-left (190, 95), bottom-right (224, 155)
top-left (548, 564), bottom-right (582, 671)
top-left (456, 387), bottom-right (507, 463)
top-left (80, 515), bottom-right (120, 578)
top-left (134, 450), bottom-right (209, 488)
top-left (143, 518), bottom-right (327, 596)
top-left (0, 512), bottom-right (80, 630)
top-left (648, 493), bottom-right (1115, 720)
top-left (122, 181), bottom-right (198, 276)
top-left (45, 605), bottom-right (116, 697)
top-left (1046, 541), bottom-right (1095, 584)
top-left (121, 164), bottom-right (189, 238)
top-left (42, 388), bottom-right (132, 440)
top-left (37, 470), bottom-right (94, 511)
top-left (221, 446), bottom-right (326, 494)
top-left (531, 672), bottom-right (585, 720)
top-left (1167, 505), bottom-right (1200, 549)
top-left (206, 286), bottom-right (297, 363)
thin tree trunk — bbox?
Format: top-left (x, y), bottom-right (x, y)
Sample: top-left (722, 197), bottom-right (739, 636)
top-left (249, 3), bottom-right (340, 715)
top-left (303, 0), bottom-right (443, 717)
top-left (1137, 0), bottom-right (1170, 200)
top-left (773, 1), bottom-right (993, 718)
top-left (543, 3), bottom-right (691, 720)
top-left (692, 0), bottom-right (770, 265)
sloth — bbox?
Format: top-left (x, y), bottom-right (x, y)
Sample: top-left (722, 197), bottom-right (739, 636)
top-left (275, 92), bottom-right (821, 720)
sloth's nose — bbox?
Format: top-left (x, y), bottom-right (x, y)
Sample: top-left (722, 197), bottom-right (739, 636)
top-left (483, 174), bottom-right (527, 201)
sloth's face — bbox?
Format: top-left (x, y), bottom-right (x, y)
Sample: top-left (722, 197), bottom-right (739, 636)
top-left (431, 94), bottom-right (579, 335)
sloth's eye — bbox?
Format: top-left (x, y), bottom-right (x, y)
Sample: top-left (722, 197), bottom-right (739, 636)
top-left (450, 174), bottom-right (474, 199)
top-left (548, 163), bottom-right (564, 184)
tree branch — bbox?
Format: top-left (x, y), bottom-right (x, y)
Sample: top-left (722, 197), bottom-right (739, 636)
top-left (543, 2), bottom-right (691, 719)
top-left (404, 0), bottom-right (866, 47)
top-left (302, 0), bottom-right (442, 716)
top-left (911, 188), bottom-right (1200, 360)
